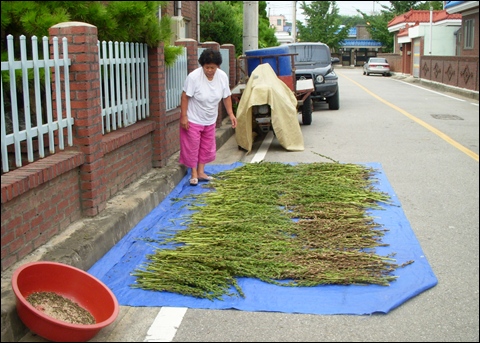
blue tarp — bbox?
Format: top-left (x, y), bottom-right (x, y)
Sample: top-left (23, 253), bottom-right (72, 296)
top-left (88, 162), bottom-right (437, 315)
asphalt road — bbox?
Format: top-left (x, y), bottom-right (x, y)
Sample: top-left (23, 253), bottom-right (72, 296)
top-left (19, 68), bottom-right (479, 342)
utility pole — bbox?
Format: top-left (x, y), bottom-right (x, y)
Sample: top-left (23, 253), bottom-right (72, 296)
top-left (429, 5), bottom-right (433, 55)
top-left (243, 1), bottom-right (258, 53)
top-left (292, 1), bottom-right (296, 43)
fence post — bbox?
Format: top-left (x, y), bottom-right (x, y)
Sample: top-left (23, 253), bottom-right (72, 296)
top-left (177, 39), bottom-right (199, 74)
top-left (49, 22), bottom-right (107, 216)
top-left (148, 41), bottom-right (169, 167)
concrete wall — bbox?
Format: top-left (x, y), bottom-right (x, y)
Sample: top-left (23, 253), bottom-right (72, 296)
top-left (416, 26), bottom-right (459, 56)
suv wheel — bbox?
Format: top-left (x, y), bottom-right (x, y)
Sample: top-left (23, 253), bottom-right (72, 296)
top-left (328, 89), bottom-right (340, 110)
top-left (302, 95), bottom-right (313, 125)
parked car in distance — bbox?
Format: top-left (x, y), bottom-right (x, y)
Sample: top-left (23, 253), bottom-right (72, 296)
top-left (363, 57), bottom-right (391, 76)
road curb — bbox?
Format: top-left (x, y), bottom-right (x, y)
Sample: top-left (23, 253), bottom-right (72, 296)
top-left (390, 72), bottom-right (479, 100)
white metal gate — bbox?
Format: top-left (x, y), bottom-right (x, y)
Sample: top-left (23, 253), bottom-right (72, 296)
top-left (413, 38), bottom-right (421, 78)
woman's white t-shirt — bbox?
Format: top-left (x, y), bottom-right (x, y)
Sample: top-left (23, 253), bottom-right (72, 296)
top-left (183, 67), bottom-right (231, 126)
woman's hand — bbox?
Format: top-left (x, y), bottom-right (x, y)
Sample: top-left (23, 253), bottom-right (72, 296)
top-left (180, 91), bottom-right (189, 130)
top-left (180, 115), bottom-right (189, 130)
top-left (229, 113), bottom-right (237, 129)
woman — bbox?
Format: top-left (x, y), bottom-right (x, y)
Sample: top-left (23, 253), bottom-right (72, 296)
top-left (179, 48), bottom-right (237, 186)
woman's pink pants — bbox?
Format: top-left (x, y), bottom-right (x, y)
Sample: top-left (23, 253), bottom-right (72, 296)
top-left (179, 122), bottom-right (216, 168)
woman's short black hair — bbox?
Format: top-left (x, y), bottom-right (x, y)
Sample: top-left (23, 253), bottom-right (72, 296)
top-left (198, 48), bottom-right (222, 66)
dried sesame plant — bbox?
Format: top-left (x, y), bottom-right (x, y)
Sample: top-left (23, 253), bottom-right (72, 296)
top-left (132, 162), bottom-right (413, 300)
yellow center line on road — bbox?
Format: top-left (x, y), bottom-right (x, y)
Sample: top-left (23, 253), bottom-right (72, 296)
top-left (338, 72), bottom-right (479, 162)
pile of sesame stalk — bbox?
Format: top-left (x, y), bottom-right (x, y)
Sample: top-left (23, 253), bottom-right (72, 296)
top-left (132, 161), bottom-right (413, 300)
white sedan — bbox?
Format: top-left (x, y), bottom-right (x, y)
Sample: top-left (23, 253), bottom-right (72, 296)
top-left (363, 57), bottom-right (391, 76)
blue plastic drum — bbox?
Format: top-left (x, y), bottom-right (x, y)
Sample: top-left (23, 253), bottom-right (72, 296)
top-left (245, 46), bottom-right (292, 77)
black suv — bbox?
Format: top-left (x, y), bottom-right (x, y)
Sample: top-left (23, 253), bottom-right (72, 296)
top-left (286, 42), bottom-right (340, 112)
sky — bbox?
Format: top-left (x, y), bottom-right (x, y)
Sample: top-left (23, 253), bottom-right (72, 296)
top-left (266, 1), bottom-right (391, 23)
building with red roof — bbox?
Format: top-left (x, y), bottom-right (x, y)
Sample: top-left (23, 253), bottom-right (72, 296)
top-left (388, 9), bottom-right (462, 76)
top-left (381, 2), bottom-right (478, 93)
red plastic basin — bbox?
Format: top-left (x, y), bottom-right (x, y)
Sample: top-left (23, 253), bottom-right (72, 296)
top-left (11, 261), bottom-right (119, 342)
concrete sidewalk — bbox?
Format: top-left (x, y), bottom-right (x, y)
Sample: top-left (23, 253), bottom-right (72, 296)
top-left (1, 118), bottom-right (235, 342)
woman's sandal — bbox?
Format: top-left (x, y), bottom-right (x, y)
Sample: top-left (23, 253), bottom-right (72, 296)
top-left (189, 178), bottom-right (198, 186)
top-left (198, 175), bottom-right (214, 182)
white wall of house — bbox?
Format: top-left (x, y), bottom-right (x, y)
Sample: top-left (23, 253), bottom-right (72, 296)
top-left (409, 25), bottom-right (460, 56)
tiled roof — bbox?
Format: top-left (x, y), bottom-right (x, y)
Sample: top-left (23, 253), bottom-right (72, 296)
top-left (387, 9), bottom-right (462, 27)
top-left (397, 27), bottom-right (409, 37)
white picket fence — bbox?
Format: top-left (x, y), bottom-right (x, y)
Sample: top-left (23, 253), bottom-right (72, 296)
top-left (1, 35), bottom-right (189, 173)
top-left (98, 41), bottom-right (150, 133)
top-left (1, 33), bottom-right (225, 174)
top-left (166, 48), bottom-right (188, 111)
top-left (1, 34), bottom-right (73, 173)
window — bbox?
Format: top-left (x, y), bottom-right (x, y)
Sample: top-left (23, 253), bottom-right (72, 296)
top-left (288, 44), bottom-right (330, 64)
top-left (464, 19), bottom-right (474, 49)
top-left (184, 19), bottom-right (191, 39)
top-left (277, 19), bottom-right (282, 26)
top-left (174, 1), bottom-right (180, 16)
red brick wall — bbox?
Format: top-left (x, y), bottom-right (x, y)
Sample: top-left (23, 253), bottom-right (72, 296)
top-left (377, 53), bottom-right (402, 72)
top-left (148, 44), bottom-right (168, 168)
top-left (459, 12), bottom-right (479, 57)
top-left (390, 10), bottom-right (479, 92)
top-left (102, 126), bottom-right (154, 199)
top-left (1, 158), bottom-right (83, 269)
top-left (165, 109), bottom-right (182, 158)
top-left (0, 23), bottom-right (163, 271)
top-left (421, 56), bottom-right (479, 91)
top-left (164, 1), bottom-right (198, 40)
top-left (53, 23), bottom-right (107, 217)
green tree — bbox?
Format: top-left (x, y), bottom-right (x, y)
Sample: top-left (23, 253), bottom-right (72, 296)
top-left (1, 1), bottom-right (165, 45)
top-left (200, 1), bottom-right (278, 56)
top-left (258, 1), bottom-right (279, 49)
top-left (381, 1), bottom-right (444, 14)
top-left (339, 14), bottom-right (366, 27)
top-left (1, 1), bottom-right (183, 65)
top-left (200, 1), bottom-right (243, 56)
top-left (296, 1), bottom-right (349, 51)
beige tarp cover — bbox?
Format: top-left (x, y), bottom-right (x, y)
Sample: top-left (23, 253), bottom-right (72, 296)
top-left (234, 63), bottom-right (304, 153)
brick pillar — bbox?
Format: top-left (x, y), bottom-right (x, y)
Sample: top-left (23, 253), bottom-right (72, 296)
top-left (49, 22), bottom-right (106, 216)
top-left (149, 42), bottom-right (168, 167)
top-left (176, 38), bottom-right (199, 74)
top-left (201, 41), bottom-right (220, 52)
